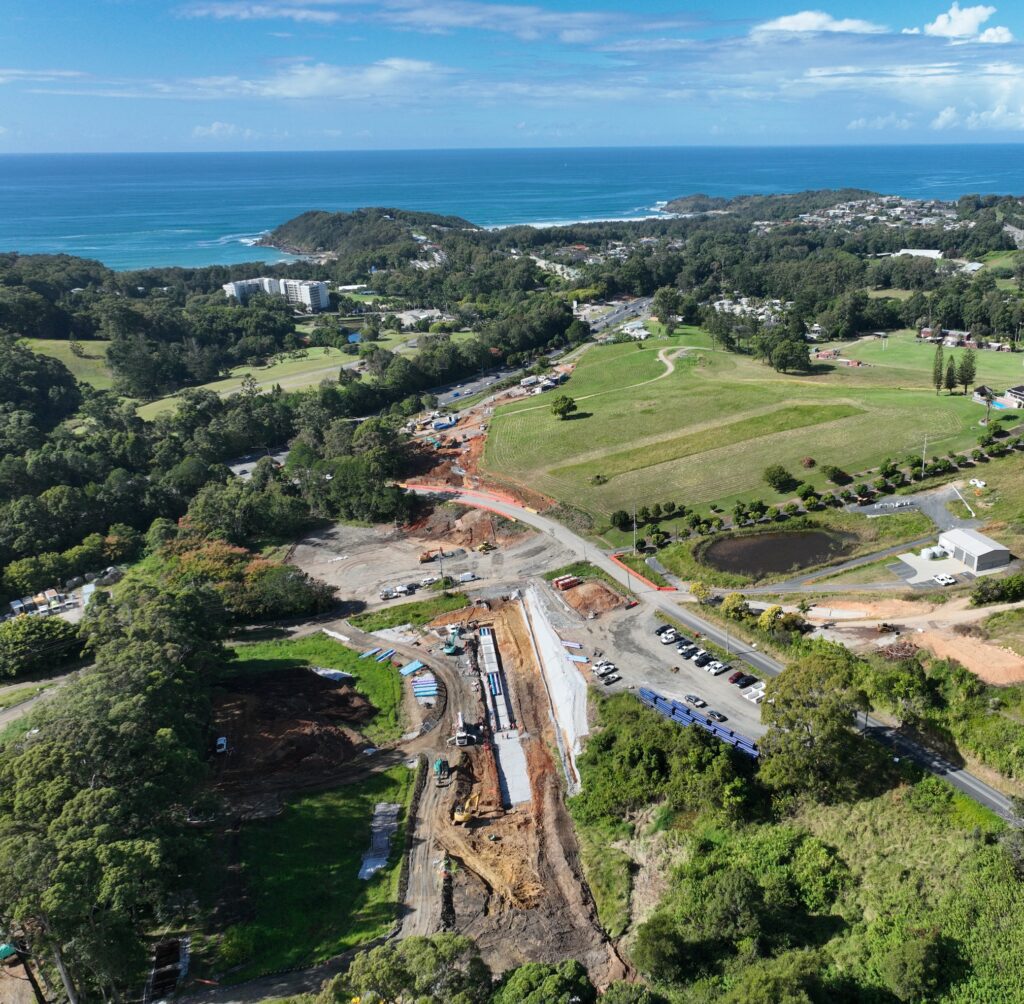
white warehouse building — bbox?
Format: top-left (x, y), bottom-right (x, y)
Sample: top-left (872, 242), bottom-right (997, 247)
top-left (937, 529), bottom-right (1011, 573)
top-left (222, 277), bottom-right (330, 312)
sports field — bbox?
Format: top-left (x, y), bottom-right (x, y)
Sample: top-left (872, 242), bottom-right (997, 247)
top-left (481, 330), bottom-right (1024, 519)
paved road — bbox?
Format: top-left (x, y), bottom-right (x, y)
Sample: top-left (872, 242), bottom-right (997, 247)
top-left (404, 485), bottom-right (1020, 824)
top-left (590, 296), bottom-right (652, 333)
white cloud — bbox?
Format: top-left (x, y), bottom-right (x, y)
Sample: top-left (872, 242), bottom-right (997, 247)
top-left (182, 3), bottom-right (343, 24)
top-left (931, 104), bottom-right (960, 127)
top-left (915, 3), bottom-right (1013, 43)
top-left (189, 57), bottom-right (445, 100)
top-left (978, 25), bottom-right (1014, 43)
top-left (847, 112), bottom-right (912, 129)
top-left (753, 10), bottom-right (887, 35)
top-left (966, 103), bottom-right (1024, 127)
top-left (924, 3), bottom-right (994, 37)
top-left (192, 121), bottom-right (257, 138)
top-left (0, 67), bottom-right (85, 84)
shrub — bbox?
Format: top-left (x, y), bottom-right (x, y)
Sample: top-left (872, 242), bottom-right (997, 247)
top-left (763, 464), bottom-right (797, 493)
top-left (801, 456), bottom-right (816, 469)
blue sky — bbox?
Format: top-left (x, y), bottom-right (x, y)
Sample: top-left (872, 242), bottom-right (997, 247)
top-left (4, 1), bottom-right (1024, 151)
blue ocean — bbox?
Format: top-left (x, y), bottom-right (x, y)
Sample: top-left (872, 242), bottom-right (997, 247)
top-left (2, 145), bottom-right (1023, 270)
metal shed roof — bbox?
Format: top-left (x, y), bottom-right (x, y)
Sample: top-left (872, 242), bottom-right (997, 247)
top-left (938, 528), bottom-right (1009, 557)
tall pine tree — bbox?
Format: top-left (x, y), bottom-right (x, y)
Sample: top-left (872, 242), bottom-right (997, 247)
top-left (932, 343), bottom-right (944, 395)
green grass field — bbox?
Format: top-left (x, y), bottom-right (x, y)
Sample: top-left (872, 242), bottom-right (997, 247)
top-left (482, 330), bottom-right (1024, 521)
top-left (350, 592), bottom-right (469, 632)
top-left (205, 766), bottom-right (415, 982)
top-left (137, 347), bottom-right (353, 419)
top-left (228, 635), bottom-right (405, 744)
top-left (25, 338), bottom-right (114, 389)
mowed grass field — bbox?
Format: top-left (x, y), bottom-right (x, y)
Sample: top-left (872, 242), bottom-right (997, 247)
top-left (482, 330), bottom-right (1024, 520)
top-left (135, 330), bottom-right (477, 420)
top-left (25, 338), bottom-right (114, 389)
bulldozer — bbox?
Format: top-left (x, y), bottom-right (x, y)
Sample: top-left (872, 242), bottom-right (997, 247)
top-left (452, 792), bottom-right (479, 825)
top-left (475, 541), bottom-right (495, 553)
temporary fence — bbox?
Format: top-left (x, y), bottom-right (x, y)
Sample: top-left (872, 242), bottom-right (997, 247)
top-left (638, 687), bottom-right (760, 759)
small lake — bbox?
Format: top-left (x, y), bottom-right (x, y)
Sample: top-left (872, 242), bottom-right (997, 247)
top-left (701, 530), bottom-right (853, 577)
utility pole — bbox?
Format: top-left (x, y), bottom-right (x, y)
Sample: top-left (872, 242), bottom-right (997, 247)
top-left (632, 500), bottom-right (637, 556)
top-left (921, 433), bottom-right (928, 481)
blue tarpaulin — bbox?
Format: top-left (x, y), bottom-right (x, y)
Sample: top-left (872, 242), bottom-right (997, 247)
top-left (400, 660), bottom-right (425, 676)
top-left (375, 649), bottom-right (396, 663)
top-left (359, 648), bottom-right (381, 659)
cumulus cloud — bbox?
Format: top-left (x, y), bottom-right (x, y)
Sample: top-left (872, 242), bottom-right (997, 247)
top-left (965, 103), bottom-right (1024, 127)
top-left (847, 112), bottom-right (912, 130)
top-left (192, 121), bottom-right (258, 138)
top-left (753, 10), bottom-right (887, 35)
top-left (931, 104), bottom-right (960, 127)
top-left (914, 3), bottom-right (1013, 43)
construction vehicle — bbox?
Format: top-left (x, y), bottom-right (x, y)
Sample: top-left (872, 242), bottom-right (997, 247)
top-left (476, 541), bottom-right (495, 553)
top-left (448, 711), bottom-right (473, 747)
top-left (419, 549), bottom-right (438, 564)
top-left (443, 625), bottom-right (461, 655)
top-left (452, 792), bottom-right (479, 825)
top-left (433, 757), bottom-right (451, 787)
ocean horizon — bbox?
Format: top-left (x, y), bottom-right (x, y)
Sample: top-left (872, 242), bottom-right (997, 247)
top-left (3, 144), bottom-right (1024, 270)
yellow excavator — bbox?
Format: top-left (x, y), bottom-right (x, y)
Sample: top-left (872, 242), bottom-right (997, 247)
top-left (452, 792), bottom-right (479, 825)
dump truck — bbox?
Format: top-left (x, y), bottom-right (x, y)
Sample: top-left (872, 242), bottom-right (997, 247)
top-left (433, 757), bottom-right (451, 787)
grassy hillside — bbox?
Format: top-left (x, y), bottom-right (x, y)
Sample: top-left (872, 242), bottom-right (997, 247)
top-left (25, 338), bottom-right (114, 389)
top-left (483, 330), bottom-right (1022, 519)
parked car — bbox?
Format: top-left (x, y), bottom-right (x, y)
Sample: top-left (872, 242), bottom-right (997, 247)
top-left (659, 631), bottom-right (678, 645)
top-left (735, 674), bottom-right (758, 688)
top-left (684, 694), bottom-right (707, 708)
top-left (674, 634), bottom-right (694, 648)
top-left (595, 664), bottom-right (617, 677)
top-left (693, 653), bottom-right (712, 668)
top-left (707, 710), bottom-right (728, 723)
top-left (687, 647), bottom-right (706, 661)
top-left (709, 663), bottom-right (730, 676)
top-left (602, 674), bottom-right (621, 685)
top-left (421, 576), bottom-right (440, 586)
top-left (677, 644), bottom-right (698, 658)
top-left (969, 478), bottom-right (987, 488)
top-left (933, 573), bottom-right (957, 586)
top-left (728, 670), bottom-right (745, 684)
top-left (654, 624), bottom-right (673, 636)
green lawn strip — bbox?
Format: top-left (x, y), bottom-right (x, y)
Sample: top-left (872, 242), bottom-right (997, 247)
top-left (206, 766), bottom-right (415, 983)
top-left (25, 338), bottom-right (114, 389)
top-left (542, 560), bottom-right (634, 599)
top-left (0, 683), bottom-right (48, 712)
top-left (612, 550), bottom-right (670, 587)
top-left (806, 554), bottom-right (904, 585)
top-left (228, 635), bottom-right (404, 744)
top-left (552, 404), bottom-right (863, 482)
top-left (350, 592), bottom-right (469, 632)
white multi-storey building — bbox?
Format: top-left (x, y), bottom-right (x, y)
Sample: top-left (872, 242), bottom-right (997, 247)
top-left (222, 277), bottom-right (330, 312)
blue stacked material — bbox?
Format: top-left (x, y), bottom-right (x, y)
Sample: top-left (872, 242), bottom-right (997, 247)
top-left (400, 660), bottom-right (425, 676)
top-left (636, 688), bottom-right (759, 760)
top-left (360, 647), bottom-right (381, 659)
top-left (374, 648), bottom-right (396, 663)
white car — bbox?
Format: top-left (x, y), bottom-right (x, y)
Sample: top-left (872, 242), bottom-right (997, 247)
top-left (420, 576), bottom-right (440, 586)
top-left (933, 573), bottom-right (957, 586)
top-left (969, 478), bottom-right (987, 488)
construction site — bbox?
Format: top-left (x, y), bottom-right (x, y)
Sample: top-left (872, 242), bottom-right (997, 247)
top-left (406, 595), bottom-right (625, 984)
